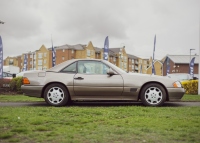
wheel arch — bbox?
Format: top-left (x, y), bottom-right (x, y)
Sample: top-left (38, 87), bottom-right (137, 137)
top-left (41, 82), bottom-right (71, 100)
top-left (138, 81), bottom-right (169, 101)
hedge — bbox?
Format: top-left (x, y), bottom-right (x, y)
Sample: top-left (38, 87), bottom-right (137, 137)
top-left (181, 80), bottom-right (198, 95)
top-left (9, 77), bottom-right (23, 93)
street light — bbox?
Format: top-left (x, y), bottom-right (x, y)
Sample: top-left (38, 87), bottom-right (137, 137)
top-left (190, 49), bottom-right (195, 62)
top-left (0, 20), bottom-right (5, 24)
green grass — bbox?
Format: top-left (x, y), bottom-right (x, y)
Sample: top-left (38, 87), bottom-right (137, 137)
top-left (0, 94), bottom-right (200, 142)
top-left (181, 94), bottom-right (200, 101)
top-left (0, 95), bottom-right (44, 102)
top-left (0, 106), bottom-right (200, 143)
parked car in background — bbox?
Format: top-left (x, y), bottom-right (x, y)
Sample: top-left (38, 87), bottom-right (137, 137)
top-left (21, 59), bottom-right (185, 107)
top-left (166, 73), bottom-right (193, 81)
top-left (0, 72), bottom-right (13, 88)
top-left (3, 71), bottom-right (14, 79)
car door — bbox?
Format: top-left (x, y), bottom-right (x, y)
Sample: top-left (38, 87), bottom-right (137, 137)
top-left (73, 60), bottom-right (124, 100)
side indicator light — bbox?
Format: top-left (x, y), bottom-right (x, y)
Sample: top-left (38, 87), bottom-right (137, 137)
top-left (23, 77), bottom-right (30, 84)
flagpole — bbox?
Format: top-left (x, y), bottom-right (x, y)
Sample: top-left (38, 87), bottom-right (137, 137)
top-left (0, 36), bottom-right (3, 78)
top-left (152, 35), bottom-right (156, 75)
top-left (51, 35), bottom-right (56, 67)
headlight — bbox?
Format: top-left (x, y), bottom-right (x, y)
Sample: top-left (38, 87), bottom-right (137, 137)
top-left (173, 81), bottom-right (182, 88)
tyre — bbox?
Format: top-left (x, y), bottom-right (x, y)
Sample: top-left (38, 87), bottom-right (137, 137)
top-left (140, 83), bottom-right (166, 106)
top-left (44, 83), bottom-right (69, 107)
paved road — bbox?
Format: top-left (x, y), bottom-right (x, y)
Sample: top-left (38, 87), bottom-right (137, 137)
top-left (0, 101), bottom-right (200, 107)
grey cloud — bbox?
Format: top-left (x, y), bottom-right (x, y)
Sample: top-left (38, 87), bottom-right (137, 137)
top-left (0, 0), bottom-right (199, 59)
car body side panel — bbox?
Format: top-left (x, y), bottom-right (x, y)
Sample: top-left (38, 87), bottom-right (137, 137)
top-left (73, 73), bottom-right (124, 100)
top-left (167, 88), bottom-right (185, 101)
top-left (22, 72), bottom-right (76, 98)
top-left (21, 85), bottom-right (43, 97)
top-left (121, 73), bottom-right (185, 100)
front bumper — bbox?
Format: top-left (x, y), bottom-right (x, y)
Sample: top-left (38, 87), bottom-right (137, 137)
top-left (167, 87), bottom-right (185, 101)
top-left (21, 85), bottom-right (43, 98)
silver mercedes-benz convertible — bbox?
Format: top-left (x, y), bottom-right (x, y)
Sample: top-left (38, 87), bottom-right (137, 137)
top-left (21, 59), bottom-right (185, 107)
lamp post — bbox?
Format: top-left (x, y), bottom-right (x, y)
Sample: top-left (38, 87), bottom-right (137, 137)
top-left (190, 49), bottom-right (195, 63)
top-left (0, 20), bottom-right (5, 24)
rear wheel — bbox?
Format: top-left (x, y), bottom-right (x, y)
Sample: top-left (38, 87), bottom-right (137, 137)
top-left (140, 83), bottom-right (166, 106)
top-left (44, 83), bottom-right (69, 107)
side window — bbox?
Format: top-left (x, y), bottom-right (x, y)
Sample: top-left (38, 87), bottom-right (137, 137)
top-left (61, 62), bottom-right (77, 73)
top-left (7, 73), bottom-right (13, 77)
top-left (3, 72), bottom-right (6, 77)
top-left (78, 61), bottom-right (109, 75)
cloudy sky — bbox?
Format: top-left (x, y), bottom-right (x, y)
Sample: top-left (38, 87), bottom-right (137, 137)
top-left (0, 0), bottom-right (199, 60)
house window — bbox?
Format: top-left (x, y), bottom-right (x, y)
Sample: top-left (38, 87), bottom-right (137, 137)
top-left (124, 63), bottom-right (127, 69)
top-left (63, 49), bottom-right (65, 52)
top-left (38, 66), bottom-right (42, 70)
top-left (87, 50), bottom-right (90, 57)
top-left (71, 50), bottom-right (74, 54)
top-left (38, 53), bottom-right (43, 59)
top-left (38, 60), bottom-right (43, 66)
top-left (44, 59), bottom-right (46, 64)
top-left (9, 59), bottom-right (13, 65)
top-left (30, 61), bottom-right (32, 65)
top-left (43, 66), bottom-right (47, 70)
top-left (124, 57), bottom-right (127, 62)
top-left (62, 56), bottom-right (65, 60)
top-left (44, 53), bottom-right (47, 57)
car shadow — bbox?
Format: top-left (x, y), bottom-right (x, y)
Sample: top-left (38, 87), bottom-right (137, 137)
top-left (26, 101), bottom-right (197, 107)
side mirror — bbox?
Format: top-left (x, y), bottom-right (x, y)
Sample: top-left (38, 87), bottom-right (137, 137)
top-left (107, 68), bottom-right (115, 75)
top-left (12, 74), bottom-right (16, 78)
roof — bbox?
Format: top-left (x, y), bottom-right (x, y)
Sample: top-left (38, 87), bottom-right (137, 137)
top-left (127, 54), bottom-right (139, 59)
top-left (94, 47), bottom-right (102, 53)
top-left (109, 48), bottom-right (122, 54)
top-left (48, 44), bottom-right (86, 51)
top-left (168, 55), bottom-right (199, 64)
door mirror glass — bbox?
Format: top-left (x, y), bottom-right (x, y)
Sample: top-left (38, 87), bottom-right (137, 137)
top-left (107, 68), bottom-right (115, 75)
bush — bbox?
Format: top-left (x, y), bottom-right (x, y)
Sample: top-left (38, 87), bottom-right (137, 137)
top-left (9, 77), bottom-right (23, 93)
top-left (181, 80), bottom-right (198, 95)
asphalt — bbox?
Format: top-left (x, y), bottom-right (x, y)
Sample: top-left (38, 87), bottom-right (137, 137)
top-left (0, 101), bottom-right (200, 107)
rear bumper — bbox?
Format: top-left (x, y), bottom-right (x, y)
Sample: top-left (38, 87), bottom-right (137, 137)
top-left (21, 85), bottom-right (43, 98)
top-left (167, 88), bottom-right (185, 101)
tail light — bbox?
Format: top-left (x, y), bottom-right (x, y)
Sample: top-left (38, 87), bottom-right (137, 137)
top-left (23, 77), bottom-right (30, 85)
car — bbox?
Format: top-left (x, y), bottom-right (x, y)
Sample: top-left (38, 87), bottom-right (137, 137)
top-left (0, 72), bottom-right (13, 88)
top-left (3, 71), bottom-right (14, 78)
top-left (166, 73), bottom-right (193, 81)
top-left (21, 59), bottom-right (185, 107)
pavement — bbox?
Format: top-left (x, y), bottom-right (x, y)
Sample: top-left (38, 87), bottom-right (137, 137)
top-left (0, 101), bottom-right (200, 107)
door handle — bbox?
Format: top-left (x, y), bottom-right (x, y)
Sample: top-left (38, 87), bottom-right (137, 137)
top-left (74, 77), bottom-right (84, 80)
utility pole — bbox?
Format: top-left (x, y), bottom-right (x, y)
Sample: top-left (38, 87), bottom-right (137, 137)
top-left (0, 20), bottom-right (5, 24)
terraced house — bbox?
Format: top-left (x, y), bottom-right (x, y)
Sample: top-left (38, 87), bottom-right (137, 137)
top-left (4, 41), bottom-right (149, 73)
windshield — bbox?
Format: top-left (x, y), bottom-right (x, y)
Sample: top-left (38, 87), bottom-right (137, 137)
top-left (103, 60), bottom-right (127, 74)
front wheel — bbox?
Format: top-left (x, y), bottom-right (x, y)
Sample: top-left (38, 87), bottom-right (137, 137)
top-left (140, 83), bottom-right (166, 107)
top-left (44, 83), bottom-right (69, 107)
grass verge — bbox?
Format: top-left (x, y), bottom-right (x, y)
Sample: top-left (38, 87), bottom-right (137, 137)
top-left (0, 106), bottom-right (200, 143)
